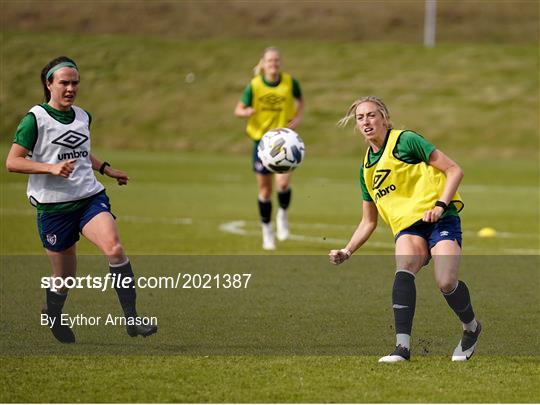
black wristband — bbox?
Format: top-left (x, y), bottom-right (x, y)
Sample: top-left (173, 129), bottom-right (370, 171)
top-left (99, 161), bottom-right (110, 175)
top-left (435, 200), bottom-right (448, 211)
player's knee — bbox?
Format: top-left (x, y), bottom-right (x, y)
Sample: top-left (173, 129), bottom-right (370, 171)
top-left (276, 181), bottom-right (289, 192)
top-left (259, 188), bottom-right (272, 200)
top-left (437, 278), bottom-right (457, 293)
top-left (103, 241), bottom-right (125, 261)
top-left (396, 255), bottom-right (424, 272)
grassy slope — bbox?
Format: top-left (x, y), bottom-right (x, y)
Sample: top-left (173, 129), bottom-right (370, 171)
top-left (1, 33), bottom-right (538, 159)
top-left (2, 0), bottom-right (538, 43)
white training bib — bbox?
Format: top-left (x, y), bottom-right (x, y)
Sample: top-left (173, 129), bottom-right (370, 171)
top-left (26, 105), bottom-right (104, 204)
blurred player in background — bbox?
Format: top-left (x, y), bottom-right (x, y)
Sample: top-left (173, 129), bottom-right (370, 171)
top-left (235, 47), bottom-right (304, 250)
top-left (5, 56), bottom-right (157, 343)
top-left (329, 96), bottom-right (481, 363)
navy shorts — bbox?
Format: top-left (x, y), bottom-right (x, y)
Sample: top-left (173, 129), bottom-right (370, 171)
top-left (37, 191), bottom-right (114, 252)
top-left (252, 140), bottom-right (272, 175)
top-left (395, 215), bottom-right (462, 250)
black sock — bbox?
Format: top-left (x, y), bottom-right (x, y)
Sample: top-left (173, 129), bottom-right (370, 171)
top-left (258, 198), bottom-right (272, 224)
top-left (46, 288), bottom-right (68, 316)
top-left (109, 259), bottom-right (137, 319)
top-left (277, 188), bottom-right (292, 210)
top-left (442, 280), bottom-right (475, 324)
top-left (392, 271), bottom-right (416, 335)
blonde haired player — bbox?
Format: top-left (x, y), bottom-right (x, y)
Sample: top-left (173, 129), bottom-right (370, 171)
top-left (235, 47), bottom-right (305, 250)
top-left (329, 96), bottom-right (481, 362)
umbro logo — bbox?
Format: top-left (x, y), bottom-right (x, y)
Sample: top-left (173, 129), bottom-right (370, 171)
top-left (259, 93), bottom-right (285, 106)
top-left (52, 130), bottom-right (88, 149)
top-left (440, 231), bottom-right (449, 237)
top-left (372, 169), bottom-right (396, 201)
top-left (373, 169), bottom-right (391, 189)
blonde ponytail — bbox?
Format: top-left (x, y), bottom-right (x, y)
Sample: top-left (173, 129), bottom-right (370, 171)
top-left (253, 58), bottom-right (264, 76)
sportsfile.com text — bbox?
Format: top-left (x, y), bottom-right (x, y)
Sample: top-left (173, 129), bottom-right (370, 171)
top-left (41, 273), bottom-right (252, 292)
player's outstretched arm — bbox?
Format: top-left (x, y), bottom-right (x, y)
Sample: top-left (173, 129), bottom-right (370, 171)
top-left (329, 200), bottom-right (378, 265)
top-left (91, 154), bottom-right (129, 186)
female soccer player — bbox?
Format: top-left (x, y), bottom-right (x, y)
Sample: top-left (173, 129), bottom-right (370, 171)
top-left (6, 56), bottom-right (157, 343)
top-left (234, 47), bottom-right (305, 250)
top-left (329, 96), bottom-right (481, 362)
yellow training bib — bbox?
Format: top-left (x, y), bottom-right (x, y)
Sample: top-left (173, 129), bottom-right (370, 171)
top-left (363, 129), bottom-right (464, 236)
top-left (246, 73), bottom-right (296, 140)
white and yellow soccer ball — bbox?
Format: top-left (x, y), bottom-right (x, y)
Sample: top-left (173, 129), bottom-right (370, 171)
top-left (257, 128), bottom-right (305, 173)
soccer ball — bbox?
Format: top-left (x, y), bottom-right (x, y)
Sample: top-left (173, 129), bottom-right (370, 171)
top-left (257, 128), bottom-right (305, 173)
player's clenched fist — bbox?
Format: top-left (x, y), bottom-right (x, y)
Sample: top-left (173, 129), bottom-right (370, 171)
top-left (50, 159), bottom-right (76, 178)
top-left (328, 248), bottom-right (352, 265)
top-left (422, 206), bottom-right (444, 223)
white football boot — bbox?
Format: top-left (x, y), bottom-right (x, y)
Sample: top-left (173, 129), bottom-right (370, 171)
top-left (261, 223), bottom-right (276, 250)
top-left (378, 345), bottom-right (411, 363)
top-left (276, 208), bottom-right (290, 241)
top-left (452, 321), bottom-right (482, 361)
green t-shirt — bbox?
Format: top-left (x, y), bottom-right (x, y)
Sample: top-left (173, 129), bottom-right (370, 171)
top-left (240, 74), bottom-right (302, 106)
top-left (359, 130), bottom-right (458, 216)
top-left (13, 103), bottom-right (96, 213)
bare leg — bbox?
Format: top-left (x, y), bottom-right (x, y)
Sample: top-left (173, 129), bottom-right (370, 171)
top-left (275, 172), bottom-right (291, 192)
top-left (431, 240), bottom-right (461, 293)
top-left (395, 234), bottom-right (429, 275)
top-left (46, 244), bottom-right (77, 288)
top-left (81, 211), bottom-right (126, 264)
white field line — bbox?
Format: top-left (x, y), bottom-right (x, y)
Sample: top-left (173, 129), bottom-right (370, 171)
top-left (217, 218), bottom-right (539, 240)
top-left (1, 208), bottom-right (537, 239)
top-left (5, 181), bottom-right (538, 194)
top-left (0, 208), bottom-right (192, 225)
top-left (217, 220), bottom-right (540, 254)
top-left (1, 208), bottom-right (538, 253)
top-left (121, 216), bottom-right (192, 225)
top-left (277, 223), bottom-right (537, 239)
top-left (218, 220), bottom-right (393, 248)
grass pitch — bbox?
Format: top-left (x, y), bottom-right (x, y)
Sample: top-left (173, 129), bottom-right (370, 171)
top-left (1, 148), bottom-right (538, 403)
top-left (1, 21), bottom-right (538, 404)
top-left (2, 356), bottom-right (538, 403)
